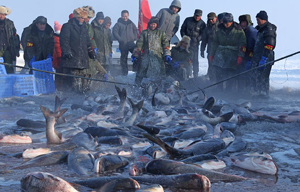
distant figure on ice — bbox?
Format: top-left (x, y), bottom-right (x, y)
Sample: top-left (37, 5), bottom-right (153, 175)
top-left (132, 16), bottom-right (171, 85)
top-left (156, 0), bottom-right (181, 42)
top-left (209, 13), bottom-right (246, 92)
top-left (25, 16), bottom-right (54, 74)
top-left (201, 12), bottom-right (218, 81)
top-left (0, 5), bottom-right (20, 74)
top-left (113, 10), bottom-right (138, 76)
top-left (238, 14), bottom-right (257, 92)
top-left (167, 35), bottom-right (193, 81)
top-left (180, 9), bottom-right (206, 79)
top-left (251, 10), bottom-right (277, 97)
top-left (60, 7), bottom-right (96, 93)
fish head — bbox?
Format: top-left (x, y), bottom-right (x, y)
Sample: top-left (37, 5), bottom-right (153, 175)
top-left (93, 157), bottom-right (105, 173)
top-left (200, 175), bottom-right (211, 189)
top-left (253, 156), bottom-right (278, 175)
top-left (221, 130), bottom-right (235, 146)
top-left (128, 163), bottom-right (142, 176)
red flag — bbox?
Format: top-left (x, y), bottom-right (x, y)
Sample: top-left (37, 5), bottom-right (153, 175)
top-left (138, 0), bottom-right (151, 36)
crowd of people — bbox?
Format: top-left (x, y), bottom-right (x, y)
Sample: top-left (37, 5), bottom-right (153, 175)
top-left (0, 1), bottom-right (277, 97)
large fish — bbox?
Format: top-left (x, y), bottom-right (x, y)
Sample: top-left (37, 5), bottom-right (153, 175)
top-left (196, 109), bottom-right (233, 125)
top-left (146, 159), bottom-right (248, 182)
top-left (68, 147), bottom-right (94, 175)
top-left (93, 155), bottom-right (129, 173)
top-left (40, 105), bottom-right (68, 144)
top-left (143, 133), bottom-right (226, 158)
top-left (13, 151), bottom-right (68, 169)
top-left (132, 173), bottom-right (211, 190)
top-left (71, 132), bottom-right (98, 151)
top-left (16, 119), bottom-right (45, 128)
top-left (21, 172), bottom-right (78, 192)
top-left (123, 98), bottom-right (144, 126)
top-left (231, 153), bottom-right (278, 175)
top-left (73, 177), bottom-right (140, 189)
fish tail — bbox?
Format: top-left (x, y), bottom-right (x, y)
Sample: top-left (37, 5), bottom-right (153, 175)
top-left (55, 95), bottom-right (67, 111)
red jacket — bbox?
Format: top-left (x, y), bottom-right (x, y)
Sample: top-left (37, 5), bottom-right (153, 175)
top-left (52, 34), bottom-right (62, 69)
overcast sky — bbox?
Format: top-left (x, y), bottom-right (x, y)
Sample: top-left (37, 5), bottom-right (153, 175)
top-left (2, 0), bottom-right (300, 59)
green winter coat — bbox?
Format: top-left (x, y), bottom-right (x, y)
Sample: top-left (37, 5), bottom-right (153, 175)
top-left (91, 19), bottom-right (111, 64)
top-left (134, 28), bottom-right (171, 79)
top-left (86, 23), bottom-right (96, 49)
top-left (210, 23), bottom-right (246, 70)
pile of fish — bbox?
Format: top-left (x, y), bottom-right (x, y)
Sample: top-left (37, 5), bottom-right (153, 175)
top-left (0, 80), bottom-right (289, 191)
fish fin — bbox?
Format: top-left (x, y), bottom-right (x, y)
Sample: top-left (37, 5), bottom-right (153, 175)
top-left (137, 124), bottom-right (160, 135)
top-left (55, 130), bottom-right (63, 140)
top-left (219, 112), bottom-right (234, 122)
top-left (96, 180), bottom-right (117, 192)
top-left (152, 87), bottom-right (158, 107)
top-left (55, 95), bottom-right (68, 111)
top-left (202, 97), bottom-right (215, 111)
top-left (40, 105), bottom-right (50, 118)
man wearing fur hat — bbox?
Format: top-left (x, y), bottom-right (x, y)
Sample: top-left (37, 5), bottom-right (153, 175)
top-left (25, 16), bottom-right (54, 74)
top-left (132, 16), bottom-right (171, 84)
top-left (0, 5), bottom-right (20, 73)
top-left (156, 0), bottom-right (181, 42)
top-left (201, 12), bottom-right (218, 81)
top-left (251, 10), bottom-right (277, 97)
top-left (180, 9), bottom-right (206, 79)
top-left (113, 10), bottom-right (138, 76)
top-left (210, 13), bottom-right (246, 91)
top-left (60, 7), bottom-right (96, 93)
top-left (168, 35), bottom-right (193, 81)
top-left (238, 14), bottom-right (257, 91)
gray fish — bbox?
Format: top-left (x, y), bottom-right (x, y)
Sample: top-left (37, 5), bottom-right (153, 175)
top-left (73, 177), bottom-right (140, 189)
top-left (93, 155), bottom-right (129, 173)
top-left (16, 119), bottom-right (45, 128)
top-left (136, 124), bottom-right (160, 135)
top-left (97, 136), bottom-right (123, 145)
top-left (68, 147), bottom-right (94, 175)
top-left (71, 132), bottom-right (98, 151)
top-left (40, 105), bottom-right (68, 144)
top-left (216, 138), bottom-right (247, 157)
top-left (132, 173), bottom-right (211, 190)
top-left (123, 98), bottom-right (144, 126)
top-left (84, 126), bottom-right (129, 137)
top-left (96, 180), bottom-right (116, 192)
top-left (13, 151), bottom-right (68, 169)
top-left (146, 159), bottom-right (248, 182)
top-left (197, 109), bottom-right (233, 125)
top-left (21, 172), bottom-right (78, 192)
top-left (182, 154), bottom-right (217, 164)
top-left (144, 133), bottom-right (225, 158)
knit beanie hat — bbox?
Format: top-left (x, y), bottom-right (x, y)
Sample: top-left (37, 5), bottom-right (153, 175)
top-left (256, 10), bottom-right (268, 21)
top-left (223, 13), bottom-right (233, 23)
top-left (69, 13), bottom-right (73, 20)
top-left (104, 16), bottom-right (111, 25)
top-left (54, 21), bottom-right (62, 34)
top-left (73, 7), bottom-right (88, 19)
top-left (82, 6), bottom-right (95, 18)
top-left (0, 6), bottom-right (11, 15)
top-left (96, 12), bottom-right (104, 20)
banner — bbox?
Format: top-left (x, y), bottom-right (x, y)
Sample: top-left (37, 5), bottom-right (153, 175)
top-left (138, 0), bottom-right (151, 36)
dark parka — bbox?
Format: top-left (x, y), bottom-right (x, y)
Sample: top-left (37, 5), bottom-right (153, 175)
top-left (86, 23), bottom-right (97, 49)
top-left (210, 22), bottom-right (246, 70)
top-left (91, 19), bottom-right (111, 57)
top-left (240, 15), bottom-right (257, 62)
top-left (200, 20), bottom-right (219, 56)
top-left (180, 17), bottom-right (206, 46)
top-left (60, 18), bottom-right (92, 69)
top-left (251, 21), bottom-right (277, 93)
top-left (156, 0), bottom-right (181, 41)
top-left (25, 22), bottom-right (54, 63)
top-left (112, 18), bottom-right (137, 50)
top-left (0, 18), bottom-right (20, 61)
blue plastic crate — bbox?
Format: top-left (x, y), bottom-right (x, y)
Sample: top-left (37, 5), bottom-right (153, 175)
top-left (0, 75), bottom-right (14, 98)
top-left (11, 74), bottom-right (37, 97)
top-left (32, 58), bottom-right (55, 94)
top-left (0, 57), bottom-right (7, 75)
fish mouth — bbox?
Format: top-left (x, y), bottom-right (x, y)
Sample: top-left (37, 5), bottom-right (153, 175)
top-left (200, 175), bottom-right (211, 189)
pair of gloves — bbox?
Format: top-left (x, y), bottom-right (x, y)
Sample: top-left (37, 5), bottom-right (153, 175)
top-left (246, 56), bottom-right (268, 70)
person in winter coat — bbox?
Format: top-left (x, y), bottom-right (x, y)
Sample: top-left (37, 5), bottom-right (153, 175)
top-left (251, 10), bottom-right (277, 97)
top-left (52, 21), bottom-right (63, 90)
top-left (168, 35), bottom-right (193, 81)
top-left (132, 16), bottom-right (171, 85)
top-left (238, 14), bottom-right (257, 91)
top-left (210, 13), bottom-right (246, 91)
top-left (60, 7), bottom-right (96, 93)
top-left (112, 10), bottom-right (138, 76)
top-left (201, 12), bottom-right (218, 81)
top-left (156, 0), bottom-right (181, 42)
top-left (180, 9), bottom-right (206, 78)
top-left (0, 5), bottom-right (20, 74)
top-left (25, 16), bottom-right (54, 74)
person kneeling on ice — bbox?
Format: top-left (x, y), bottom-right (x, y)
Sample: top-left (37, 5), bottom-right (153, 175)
top-left (167, 35), bottom-right (193, 81)
top-left (132, 16), bottom-right (171, 85)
